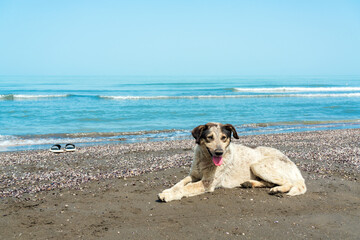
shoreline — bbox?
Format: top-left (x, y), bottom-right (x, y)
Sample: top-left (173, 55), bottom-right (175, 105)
top-left (1, 120), bottom-right (360, 152)
top-left (1, 128), bottom-right (359, 239)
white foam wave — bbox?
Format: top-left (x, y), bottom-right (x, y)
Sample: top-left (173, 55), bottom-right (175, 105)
top-left (101, 93), bottom-right (360, 100)
top-left (0, 94), bottom-right (69, 100)
top-left (101, 95), bottom-right (236, 100)
top-left (288, 93), bottom-right (360, 98)
top-left (233, 87), bottom-right (360, 93)
top-left (0, 135), bottom-right (101, 148)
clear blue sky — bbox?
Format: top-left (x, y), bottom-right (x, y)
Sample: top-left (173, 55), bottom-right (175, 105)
top-left (0, 0), bottom-right (359, 75)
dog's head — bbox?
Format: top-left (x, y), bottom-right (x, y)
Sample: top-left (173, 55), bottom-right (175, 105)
top-left (191, 123), bottom-right (239, 166)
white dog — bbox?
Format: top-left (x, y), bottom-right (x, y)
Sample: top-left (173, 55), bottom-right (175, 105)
top-left (158, 123), bottom-right (306, 202)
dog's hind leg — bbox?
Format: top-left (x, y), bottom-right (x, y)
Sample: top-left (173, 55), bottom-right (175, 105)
top-left (250, 157), bottom-right (306, 196)
top-left (241, 180), bottom-right (275, 188)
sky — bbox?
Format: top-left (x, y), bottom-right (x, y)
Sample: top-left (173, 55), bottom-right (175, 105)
top-left (0, 0), bottom-right (359, 76)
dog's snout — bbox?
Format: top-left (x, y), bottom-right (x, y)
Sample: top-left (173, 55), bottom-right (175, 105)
top-left (214, 149), bottom-right (224, 156)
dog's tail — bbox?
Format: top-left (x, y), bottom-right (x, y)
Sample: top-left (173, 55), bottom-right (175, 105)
top-left (287, 180), bottom-right (307, 196)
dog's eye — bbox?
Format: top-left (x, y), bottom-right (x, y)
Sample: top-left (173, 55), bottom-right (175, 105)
top-left (207, 136), bottom-right (214, 140)
top-left (221, 136), bottom-right (227, 141)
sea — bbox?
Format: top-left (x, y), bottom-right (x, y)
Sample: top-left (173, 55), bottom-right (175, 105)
top-left (1, 75), bottom-right (360, 152)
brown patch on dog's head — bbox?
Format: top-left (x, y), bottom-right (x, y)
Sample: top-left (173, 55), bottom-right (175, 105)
top-left (192, 123), bottom-right (216, 144)
top-left (221, 124), bottom-right (239, 140)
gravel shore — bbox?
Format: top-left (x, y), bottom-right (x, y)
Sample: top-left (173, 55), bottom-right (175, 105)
top-left (1, 129), bottom-right (359, 239)
top-left (1, 129), bottom-right (359, 199)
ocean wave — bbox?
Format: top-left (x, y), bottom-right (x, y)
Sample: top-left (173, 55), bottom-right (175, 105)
top-left (241, 120), bottom-right (360, 128)
top-left (39, 129), bottom-right (183, 138)
top-left (232, 87), bottom-right (360, 93)
top-left (0, 129), bottom-right (185, 148)
top-left (281, 93), bottom-right (360, 98)
top-left (0, 94), bottom-right (70, 100)
top-left (0, 135), bottom-right (102, 148)
top-left (100, 93), bottom-right (360, 100)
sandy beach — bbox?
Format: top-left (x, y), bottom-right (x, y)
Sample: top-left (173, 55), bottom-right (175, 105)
top-left (1, 129), bottom-right (359, 239)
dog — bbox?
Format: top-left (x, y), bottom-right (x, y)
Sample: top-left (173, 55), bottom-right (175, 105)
top-left (158, 123), bottom-right (306, 202)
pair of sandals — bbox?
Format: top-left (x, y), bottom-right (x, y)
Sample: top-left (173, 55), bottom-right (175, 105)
top-left (50, 143), bottom-right (76, 153)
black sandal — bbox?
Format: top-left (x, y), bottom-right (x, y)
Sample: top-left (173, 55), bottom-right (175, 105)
top-left (50, 144), bottom-right (64, 153)
top-left (65, 143), bottom-right (76, 152)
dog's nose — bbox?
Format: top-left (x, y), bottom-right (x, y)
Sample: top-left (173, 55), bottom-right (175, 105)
top-left (214, 149), bottom-right (223, 156)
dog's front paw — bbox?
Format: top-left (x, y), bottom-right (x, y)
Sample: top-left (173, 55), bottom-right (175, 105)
top-left (158, 189), bottom-right (181, 202)
top-left (158, 191), bottom-right (173, 202)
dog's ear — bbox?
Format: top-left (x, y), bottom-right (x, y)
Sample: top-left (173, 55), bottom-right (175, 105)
top-left (192, 125), bottom-right (206, 144)
top-left (223, 124), bottom-right (239, 139)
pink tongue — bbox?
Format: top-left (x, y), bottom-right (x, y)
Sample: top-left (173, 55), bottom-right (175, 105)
top-left (212, 156), bottom-right (223, 166)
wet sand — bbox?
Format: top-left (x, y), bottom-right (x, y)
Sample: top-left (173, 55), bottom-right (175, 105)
top-left (1, 129), bottom-right (359, 239)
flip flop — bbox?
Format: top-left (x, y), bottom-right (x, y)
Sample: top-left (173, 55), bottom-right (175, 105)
top-left (50, 144), bottom-right (65, 153)
top-left (65, 143), bottom-right (76, 152)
